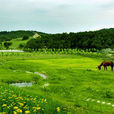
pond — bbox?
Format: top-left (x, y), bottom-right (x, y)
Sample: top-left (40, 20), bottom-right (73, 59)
top-left (10, 82), bottom-right (32, 87)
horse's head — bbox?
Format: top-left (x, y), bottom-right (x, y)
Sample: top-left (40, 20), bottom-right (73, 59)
top-left (98, 65), bottom-right (101, 70)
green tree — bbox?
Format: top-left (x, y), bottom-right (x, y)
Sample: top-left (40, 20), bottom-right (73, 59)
top-left (22, 36), bottom-right (29, 40)
top-left (19, 43), bottom-right (25, 49)
top-left (4, 41), bottom-right (12, 49)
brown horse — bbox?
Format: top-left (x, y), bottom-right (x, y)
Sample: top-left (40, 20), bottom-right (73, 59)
top-left (98, 61), bottom-right (113, 71)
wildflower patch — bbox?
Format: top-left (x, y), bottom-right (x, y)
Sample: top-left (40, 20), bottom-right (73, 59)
top-left (0, 85), bottom-right (67, 114)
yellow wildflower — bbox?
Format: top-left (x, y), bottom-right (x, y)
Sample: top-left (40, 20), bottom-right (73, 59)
top-left (2, 104), bottom-right (7, 107)
top-left (13, 111), bottom-right (17, 114)
top-left (36, 107), bottom-right (41, 110)
top-left (18, 103), bottom-right (24, 107)
top-left (16, 109), bottom-right (22, 113)
top-left (14, 107), bottom-right (18, 110)
top-left (33, 110), bottom-right (36, 112)
top-left (44, 99), bottom-right (47, 102)
top-left (32, 107), bottom-right (36, 109)
top-left (18, 97), bottom-right (22, 99)
top-left (56, 107), bottom-right (60, 112)
top-left (25, 111), bottom-right (30, 114)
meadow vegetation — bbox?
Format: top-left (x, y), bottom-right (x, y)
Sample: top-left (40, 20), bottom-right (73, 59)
top-left (0, 51), bottom-right (114, 113)
top-left (1, 28), bottom-right (114, 50)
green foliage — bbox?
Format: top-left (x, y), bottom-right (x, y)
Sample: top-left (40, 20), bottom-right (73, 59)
top-left (24, 28), bottom-right (114, 50)
top-left (22, 36), bottom-right (29, 40)
top-left (19, 43), bottom-right (25, 49)
top-left (104, 90), bottom-right (113, 98)
top-left (0, 85), bottom-right (67, 114)
top-left (0, 30), bottom-right (45, 43)
top-left (25, 37), bottom-right (45, 49)
top-left (1, 28), bottom-right (114, 50)
top-left (4, 41), bottom-right (12, 49)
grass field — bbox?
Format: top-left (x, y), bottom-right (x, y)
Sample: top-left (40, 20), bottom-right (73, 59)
top-left (0, 53), bottom-right (114, 113)
top-left (1, 37), bottom-right (32, 50)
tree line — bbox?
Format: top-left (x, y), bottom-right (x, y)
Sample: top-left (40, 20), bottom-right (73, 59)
top-left (25, 28), bottom-right (114, 50)
top-left (0, 28), bottom-right (114, 50)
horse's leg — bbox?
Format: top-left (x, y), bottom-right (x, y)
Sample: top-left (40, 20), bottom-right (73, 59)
top-left (106, 67), bottom-right (107, 70)
top-left (104, 66), bottom-right (105, 70)
top-left (111, 66), bottom-right (113, 71)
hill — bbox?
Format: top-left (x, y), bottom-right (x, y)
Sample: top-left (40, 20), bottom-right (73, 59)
top-left (0, 28), bottom-right (114, 50)
top-left (0, 30), bottom-right (45, 49)
top-left (0, 30), bottom-right (45, 42)
top-left (26, 28), bottom-right (114, 50)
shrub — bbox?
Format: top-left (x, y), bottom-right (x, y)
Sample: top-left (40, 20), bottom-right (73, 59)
top-left (19, 43), bottom-right (25, 49)
top-left (22, 36), bottom-right (29, 40)
top-left (4, 41), bottom-right (12, 49)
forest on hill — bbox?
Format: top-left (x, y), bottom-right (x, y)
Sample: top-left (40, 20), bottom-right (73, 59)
top-left (0, 30), bottom-right (45, 42)
top-left (26, 28), bottom-right (114, 50)
top-left (0, 28), bottom-right (114, 50)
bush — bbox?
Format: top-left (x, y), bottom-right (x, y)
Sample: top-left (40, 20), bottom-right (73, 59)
top-left (19, 43), bottom-right (25, 49)
top-left (22, 36), bottom-right (29, 40)
top-left (4, 41), bottom-right (12, 49)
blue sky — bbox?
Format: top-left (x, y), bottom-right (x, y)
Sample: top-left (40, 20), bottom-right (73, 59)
top-left (0, 0), bottom-right (114, 33)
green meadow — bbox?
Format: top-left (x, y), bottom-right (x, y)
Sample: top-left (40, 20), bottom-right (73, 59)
top-left (1, 37), bottom-right (31, 50)
top-left (0, 53), bottom-right (114, 113)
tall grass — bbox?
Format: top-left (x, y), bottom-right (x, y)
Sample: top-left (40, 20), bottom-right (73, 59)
top-left (0, 48), bottom-right (106, 58)
top-left (0, 84), bottom-right (68, 114)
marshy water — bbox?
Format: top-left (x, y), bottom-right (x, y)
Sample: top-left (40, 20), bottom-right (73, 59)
top-left (25, 71), bottom-right (47, 79)
top-left (34, 72), bottom-right (47, 79)
top-left (10, 69), bottom-right (47, 88)
top-left (0, 50), bottom-right (23, 52)
top-left (10, 82), bottom-right (33, 87)
top-left (10, 71), bottom-right (47, 88)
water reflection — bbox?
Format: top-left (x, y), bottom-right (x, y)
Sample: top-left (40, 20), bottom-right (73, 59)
top-left (0, 50), bottom-right (23, 52)
top-left (10, 82), bottom-right (32, 87)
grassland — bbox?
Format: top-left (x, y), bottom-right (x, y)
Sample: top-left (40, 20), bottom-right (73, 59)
top-left (1, 37), bottom-right (32, 50)
top-left (0, 52), bottom-right (114, 113)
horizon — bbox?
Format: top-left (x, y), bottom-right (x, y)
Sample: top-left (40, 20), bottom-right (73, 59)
top-left (0, 0), bottom-right (114, 33)
top-left (0, 27), bottom-right (113, 34)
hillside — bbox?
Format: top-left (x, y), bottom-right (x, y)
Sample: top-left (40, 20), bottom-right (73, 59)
top-left (0, 28), bottom-right (114, 50)
top-left (0, 30), bottom-right (45, 42)
top-left (0, 31), bottom-right (43, 49)
top-left (26, 28), bottom-right (114, 50)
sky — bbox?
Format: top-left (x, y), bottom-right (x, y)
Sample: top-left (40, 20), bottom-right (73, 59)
top-left (0, 0), bottom-right (114, 33)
